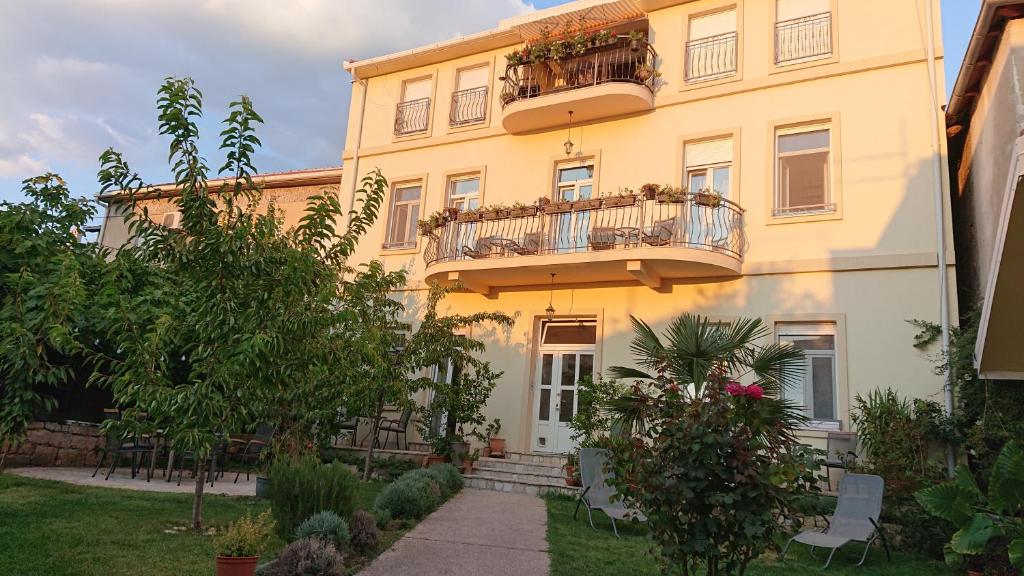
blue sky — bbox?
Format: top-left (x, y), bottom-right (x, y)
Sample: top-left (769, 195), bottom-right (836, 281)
top-left (0, 0), bottom-right (982, 206)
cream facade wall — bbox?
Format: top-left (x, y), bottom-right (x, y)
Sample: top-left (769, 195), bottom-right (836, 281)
top-left (340, 0), bottom-right (955, 452)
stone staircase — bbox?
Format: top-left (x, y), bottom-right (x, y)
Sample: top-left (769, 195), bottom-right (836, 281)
top-left (464, 451), bottom-right (580, 497)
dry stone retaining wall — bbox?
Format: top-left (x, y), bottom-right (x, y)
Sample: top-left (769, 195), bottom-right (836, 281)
top-left (2, 421), bottom-right (103, 467)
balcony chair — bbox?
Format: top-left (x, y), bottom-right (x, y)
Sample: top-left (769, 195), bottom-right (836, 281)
top-left (376, 407), bottom-right (413, 451)
top-left (642, 217), bottom-right (678, 247)
top-left (462, 236), bottom-right (500, 259)
top-left (588, 227), bottom-right (618, 251)
top-left (504, 232), bottom-right (542, 256)
top-left (232, 424), bottom-right (275, 483)
top-left (574, 448), bottom-right (647, 537)
top-left (824, 432), bottom-right (858, 491)
top-left (781, 473), bottom-right (890, 569)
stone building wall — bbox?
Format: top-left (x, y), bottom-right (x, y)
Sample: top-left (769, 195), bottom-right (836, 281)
top-left (3, 421), bottom-right (104, 467)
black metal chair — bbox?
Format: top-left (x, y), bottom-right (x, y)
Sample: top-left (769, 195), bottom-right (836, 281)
top-left (92, 418), bottom-right (156, 482)
top-left (336, 412), bottom-right (360, 447)
top-left (376, 408), bottom-right (413, 450)
top-left (174, 438), bottom-right (229, 487)
top-left (233, 424), bottom-right (275, 483)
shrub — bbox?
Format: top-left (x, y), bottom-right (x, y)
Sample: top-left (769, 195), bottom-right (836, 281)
top-left (215, 511), bottom-right (275, 558)
top-left (425, 464), bottom-right (463, 497)
top-left (348, 510), bottom-right (381, 555)
top-left (267, 456), bottom-right (357, 539)
top-left (374, 508), bottom-right (392, 530)
top-left (263, 538), bottom-right (344, 576)
top-left (373, 472), bottom-right (442, 520)
top-left (294, 512), bottom-right (349, 551)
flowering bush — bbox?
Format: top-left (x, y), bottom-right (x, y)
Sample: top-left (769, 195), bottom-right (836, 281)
top-left (607, 314), bottom-right (822, 576)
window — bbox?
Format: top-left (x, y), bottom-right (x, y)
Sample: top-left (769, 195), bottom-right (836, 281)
top-left (384, 183), bottom-right (421, 249)
top-left (775, 125), bottom-right (833, 216)
top-left (685, 137), bottom-right (732, 196)
top-left (554, 163), bottom-right (594, 253)
top-left (777, 323), bottom-right (838, 428)
top-left (450, 66), bottom-right (489, 126)
top-left (447, 175), bottom-right (480, 212)
top-left (395, 77), bottom-right (431, 136)
top-left (686, 8), bottom-right (737, 82)
top-left (159, 211), bottom-right (181, 229)
top-left (775, 0), bottom-right (832, 65)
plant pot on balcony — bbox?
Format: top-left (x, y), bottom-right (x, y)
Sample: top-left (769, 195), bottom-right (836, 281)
top-left (488, 437), bottom-right (507, 456)
top-left (457, 211), bottom-right (483, 223)
top-left (656, 193), bottom-right (687, 204)
top-left (572, 198), bottom-right (603, 211)
top-left (693, 193), bottom-right (722, 208)
top-left (481, 209), bottom-right (510, 221)
top-left (542, 201), bottom-right (573, 214)
top-left (508, 206), bottom-right (539, 218)
top-left (603, 195), bottom-right (637, 208)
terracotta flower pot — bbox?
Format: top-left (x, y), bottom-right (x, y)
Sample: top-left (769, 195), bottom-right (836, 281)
top-left (564, 464), bottom-right (577, 486)
top-left (488, 437), bottom-right (506, 456)
top-left (603, 195), bottom-right (636, 208)
top-left (481, 446), bottom-right (491, 458)
top-left (216, 556), bottom-right (259, 576)
top-left (693, 193), bottom-right (722, 207)
top-left (423, 454), bottom-right (445, 468)
top-left (571, 198), bottom-right (603, 211)
top-left (461, 462), bottom-right (474, 475)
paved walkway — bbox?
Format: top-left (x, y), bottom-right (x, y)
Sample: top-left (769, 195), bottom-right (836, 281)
top-left (361, 488), bottom-right (550, 576)
top-left (8, 466), bottom-right (256, 496)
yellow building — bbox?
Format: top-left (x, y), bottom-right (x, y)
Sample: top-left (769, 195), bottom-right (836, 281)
top-left (339, 0), bottom-right (955, 458)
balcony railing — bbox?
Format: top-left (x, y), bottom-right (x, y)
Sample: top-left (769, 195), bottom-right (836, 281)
top-left (500, 39), bottom-right (658, 107)
top-left (775, 12), bottom-right (832, 65)
top-left (423, 194), bottom-right (745, 267)
top-left (450, 86), bottom-right (488, 126)
top-left (394, 97), bottom-right (430, 136)
top-left (685, 32), bottom-right (737, 83)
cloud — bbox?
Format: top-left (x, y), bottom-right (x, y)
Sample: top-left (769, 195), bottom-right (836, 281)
top-left (0, 154), bottom-right (47, 179)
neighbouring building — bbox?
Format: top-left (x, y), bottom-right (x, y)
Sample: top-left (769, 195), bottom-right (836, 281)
top-left (945, 0), bottom-right (1024, 380)
top-left (339, 0), bottom-right (956, 456)
top-left (96, 167), bottom-right (343, 250)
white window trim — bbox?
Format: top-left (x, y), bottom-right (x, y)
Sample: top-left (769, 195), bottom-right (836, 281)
top-left (773, 123), bottom-right (834, 217)
top-left (777, 322), bottom-right (840, 429)
top-left (385, 182), bottom-right (422, 250)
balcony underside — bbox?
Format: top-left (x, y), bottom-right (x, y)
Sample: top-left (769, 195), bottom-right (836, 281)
top-left (502, 82), bottom-right (654, 134)
top-left (425, 247), bottom-right (741, 294)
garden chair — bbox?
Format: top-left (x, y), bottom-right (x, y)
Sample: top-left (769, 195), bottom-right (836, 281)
top-left (642, 217), bottom-right (678, 247)
top-left (376, 407), bottom-right (413, 450)
top-left (233, 424), bottom-right (275, 483)
top-left (462, 236), bottom-right (500, 259)
top-left (824, 432), bottom-right (857, 491)
top-left (588, 227), bottom-right (617, 251)
top-left (573, 448), bottom-right (647, 537)
top-left (336, 410), bottom-right (360, 447)
top-left (173, 437), bottom-right (229, 487)
top-left (781, 473), bottom-right (890, 569)
top-left (504, 232), bottom-right (542, 256)
top-left (92, 422), bottom-right (156, 482)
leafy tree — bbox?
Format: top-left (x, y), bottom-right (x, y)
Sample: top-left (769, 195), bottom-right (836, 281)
top-left (90, 77), bottom-right (386, 529)
top-left (606, 314), bottom-right (819, 576)
top-left (568, 374), bottom-right (627, 445)
top-left (0, 175), bottom-right (104, 466)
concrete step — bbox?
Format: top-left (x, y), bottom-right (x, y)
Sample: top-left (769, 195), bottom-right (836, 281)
top-left (476, 458), bottom-right (564, 478)
top-left (473, 465), bottom-right (564, 485)
top-left (464, 473), bottom-right (580, 497)
top-left (486, 451), bottom-right (567, 467)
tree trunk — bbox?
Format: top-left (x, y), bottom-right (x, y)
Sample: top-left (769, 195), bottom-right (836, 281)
top-left (192, 458), bottom-right (207, 531)
top-left (362, 395), bottom-right (384, 481)
top-left (0, 445), bottom-right (8, 473)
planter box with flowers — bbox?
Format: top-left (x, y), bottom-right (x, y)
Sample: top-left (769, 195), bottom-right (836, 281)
top-left (572, 198), bottom-right (603, 211)
top-left (693, 189), bottom-right (723, 208)
top-left (542, 200), bottom-right (573, 214)
top-left (457, 210), bottom-right (483, 223)
top-left (481, 207), bottom-right (511, 221)
top-left (602, 190), bottom-right (637, 208)
top-left (508, 204), bottom-right (539, 218)
top-left (656, 185), bottom-right (688, 204)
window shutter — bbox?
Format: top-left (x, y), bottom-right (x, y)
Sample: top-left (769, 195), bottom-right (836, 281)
top-left (402, 78), bottom-right (431, 102)
top-left (689, 8), bottom-right (736, 40)
top-left (776, 0), bottom-right (829, 21)
top-left (457, 66), bottom-right (489, 91)
top-left (685, 138), bottom-right (733, 168)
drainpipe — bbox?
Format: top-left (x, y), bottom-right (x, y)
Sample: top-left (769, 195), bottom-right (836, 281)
top-left (924, 0), bottom-right (956, 477)
top-left (347, 66), bottom-right (368, 223)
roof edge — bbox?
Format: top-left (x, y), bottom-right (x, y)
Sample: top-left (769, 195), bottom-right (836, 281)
top-left (99, 167), bottom-right (343, 203)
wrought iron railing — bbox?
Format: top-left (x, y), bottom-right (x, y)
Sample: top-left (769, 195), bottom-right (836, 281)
top-left (423, 194), bottom-right (746, 267)
top-left (686, 32), bottom-right (737, 83)
top-left (775, 12), bottom-right (832, 65)
top-left (394, 97), bottom-right (431, 136)
top-left (500, 39), bottom-right (658, 107)
top-left (450, 86), bottom-right (488, 126)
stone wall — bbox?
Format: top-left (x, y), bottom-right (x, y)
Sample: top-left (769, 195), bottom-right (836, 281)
top-left (3, 421), bottom-right (104, 467)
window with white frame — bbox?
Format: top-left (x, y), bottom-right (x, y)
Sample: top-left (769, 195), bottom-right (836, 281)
top-left (447, 175), bottom-right (480, 212)
top-left (384, 183), bottom-right (421, 249)
top-left (450, 66), bottom-right (489, 126)
top-left (777, 323), bottom-right (839, 429)
top-left (775, 0), bottom-right (832, 65)
top-left (685, 137), bottom-right (733, 197)
top-left (686, 8), bottom-right (738, 83)
top-left (395, 77), bottom-right (432, 136)
top-left (774, 124), bottom-right (833, 216)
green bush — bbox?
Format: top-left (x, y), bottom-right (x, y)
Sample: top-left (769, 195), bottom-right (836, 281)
top-left (348, 510), bottom-right (381, 555)
top-left (374, 508), bottom-right (392, 530)
top-left (267, 456), bottom-right (358, 539)
top-left (373, 470), bottom-right (442, 520)
top-left (882, 499), bottom-right (954, 560)
top-left (263, 538), bottom-right (344, 576)
top-left (294, 511), bottom-right (349, 551)
top-left (425, 464), bottom-right (463, 497)
top-left (214, 511), bottom-right (275, 558)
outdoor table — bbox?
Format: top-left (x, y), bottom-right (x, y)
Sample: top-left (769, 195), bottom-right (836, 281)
top-left (615, 227), bottom-right (641, 248)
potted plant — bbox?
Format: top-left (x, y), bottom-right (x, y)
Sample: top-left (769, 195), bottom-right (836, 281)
top-left (508, 201), bottom-right (538, 218)
top-left (603, 189), bottom-right (637, 208)
top-left (693, 187), bottom-right (723, 208)
top-left (563, 451), bottom-right (581, 487)
top-left (424, 433), bottom-right (449, 467)
top-left (461, 449), bottom-right (480, 475)
top-left (485, 418), bottom-right (506, 457)
top-left (656, 184), bottom-right (688, 204)
top-left (457, 207), bottom-right (483, 223)
top-left (640, 183), bottom-right (660, 201)
top-left (480, 205), bottom-right (509, 221)
top-left (592, 29), bottom-right (613, 47)
top-left (449, 432), bottom-right (469, 467)
top-left (505, 49), bottom-right (524, 67)
top-left (214, 511), bottom-right (274, 576)
top-left (628, 30), bottom-right (647, 51)
top-left (636, 63), bottom-right (661, 83)
top-left (542, 198), bottom-right (573, 214)
top-left (572, 197), bottom-right (603, 211)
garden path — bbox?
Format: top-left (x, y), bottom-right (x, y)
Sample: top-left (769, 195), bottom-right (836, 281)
top-left (360, 488), bottom-right (550, 576)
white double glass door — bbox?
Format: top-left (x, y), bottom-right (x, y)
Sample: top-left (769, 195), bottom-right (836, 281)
top-left (532, 347), bottom-right (594, 453)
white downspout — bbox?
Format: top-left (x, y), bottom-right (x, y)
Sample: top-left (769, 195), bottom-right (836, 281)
top-left (347, 68), bottom-right (368, 223)
top-left (924, 0), bottom-right (955, 477)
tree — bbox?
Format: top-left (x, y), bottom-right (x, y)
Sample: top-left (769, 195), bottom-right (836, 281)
top-left (0, 174), bottom-right (104, 468)
top-left (90, 77), bottom-right (386, 529)
top-left (606, 314), bottom-right (819, 576)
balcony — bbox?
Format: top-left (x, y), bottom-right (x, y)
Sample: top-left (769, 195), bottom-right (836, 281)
top-left (499, 38), bottom-right (657, 134)
top-left (775, 13), bottom-right (832, 65)
top-left (423, 193), bottom-right (746, 293)
top-left (449, 86), bottom-right (489, 127)
top-left (686, 32), bottom-right (737, 83)
top-left (394, 97), bottom-right (430, 136)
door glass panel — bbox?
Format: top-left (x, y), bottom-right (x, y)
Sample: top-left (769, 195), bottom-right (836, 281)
top-left (560, 354), bottom-right (577, 389)
top-left (579, 354), bottom-right (594, 380)
top-left (541, 354), bottom-right (553, 387)
top-left (538, 388), bottom-right (551, 421)
top-left (559, 389), bottom-right (575, 423)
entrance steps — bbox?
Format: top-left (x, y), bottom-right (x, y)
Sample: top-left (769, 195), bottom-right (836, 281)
top-left (464, 451), bottom-right (579, 497)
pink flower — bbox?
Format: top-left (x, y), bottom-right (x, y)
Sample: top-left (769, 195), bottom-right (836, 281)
top-left (725, 382), bottom-right (745, 396)
top-left (745, 384), bottom-right (764, 399)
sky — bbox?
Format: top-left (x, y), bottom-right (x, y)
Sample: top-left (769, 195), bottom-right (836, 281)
top-left (0, 0), bottom-right (982, 206)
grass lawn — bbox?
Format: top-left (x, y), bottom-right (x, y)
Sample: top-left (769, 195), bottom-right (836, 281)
top-left (544, 495), bottom-right (954, 576)
top-left (0, 473), bottom-right (396, 576)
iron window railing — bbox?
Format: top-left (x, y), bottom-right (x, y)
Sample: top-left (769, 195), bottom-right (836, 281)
top-left (394, 97), bottom-right (431, 136)
top-left (423, 194), bottom-right (746, 267)
top-left (449, 86), bottom-right (488, 126)
top-left (775, 12), bottom-right (832, 65)
top-left (685, 32), bottom-right (737, 83)
top-left (500, 39), bottom-right (658, 108)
